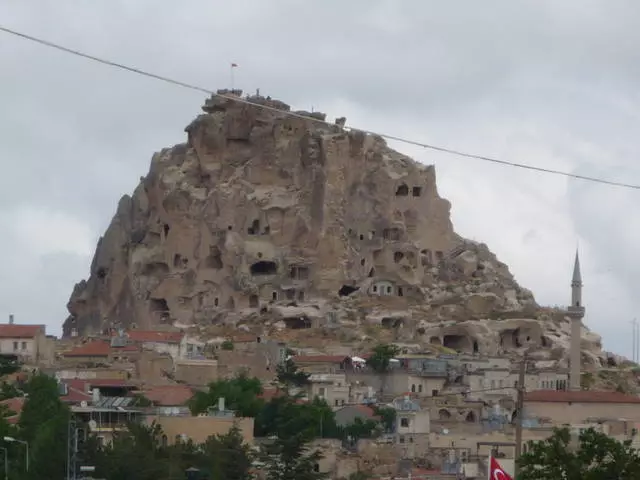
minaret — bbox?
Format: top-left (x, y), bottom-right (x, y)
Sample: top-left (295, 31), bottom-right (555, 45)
top-left (567, 250), bottom-right (585, 391)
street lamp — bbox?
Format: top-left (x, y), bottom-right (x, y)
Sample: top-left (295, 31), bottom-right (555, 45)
top-left (0, 447), bottom-right (7, 480)
top-left (4, 437), bottom-right (28, 472)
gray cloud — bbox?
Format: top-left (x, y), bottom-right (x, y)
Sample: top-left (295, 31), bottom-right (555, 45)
top-left (1, 0), bottom-right (639, 356)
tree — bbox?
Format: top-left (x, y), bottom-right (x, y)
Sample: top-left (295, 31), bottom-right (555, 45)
top-left (18, 373), bottom-right (71, 479)
top-left (372, 406), bottom-right (396, 433)
top-left (518, 427), bottom-right (640, 480)
top-left (95, 422), bottom-right (171, 480)
top-left (341, 417), bottom-right (380, 442)
top-left (276, 359), bottom-right (310, 390)
top-left (189, 373), bottom-right (264, 417)
top-left (366, 344), bottom-right (400, 373)
top-left (256, 395), bottom-right (338, 440)
top-left (200, 424), bottom-right (253, 480)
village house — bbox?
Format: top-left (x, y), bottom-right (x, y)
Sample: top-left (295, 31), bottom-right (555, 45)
top-left (145, 397), bottom-right (254, 446)
top-left (142, 384), bottom-right (194, 416)
top-left (523, 390), bottom-right (640, 424)
top-left (334, 405), bottom-right (379, 428)
top-left (306, 373), bottom-right (350, 407)
top-left (0, 319), bottom-right (52, 365)
top-left (389, 395), bottom-right (430, 459)
top-left (61, 339), bottom-right (140, 364)
top-left (293, 355), bottom-right (350, 374)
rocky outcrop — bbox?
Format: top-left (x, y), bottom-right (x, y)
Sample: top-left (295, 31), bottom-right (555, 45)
top-left (63, 90), bottom-right (604, 366)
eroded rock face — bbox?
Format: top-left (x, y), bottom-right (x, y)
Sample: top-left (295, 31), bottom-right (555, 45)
top-left (63, 90), bottom-right (604, 365)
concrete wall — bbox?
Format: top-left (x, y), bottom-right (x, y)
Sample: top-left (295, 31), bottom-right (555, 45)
top-left (174, 359), bottom-right (219, 387)
top-left (146, 415), bottom-right (254, 445)
top-left (347, 371), bottom-right (446, 397)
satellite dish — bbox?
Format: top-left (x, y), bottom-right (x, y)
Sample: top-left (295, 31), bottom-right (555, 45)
top-left (80, 401), bottom-right (88, 408)
top-left (88, 420), bottom-right (97, 430)
top-left (442, 428), bottom-right (449, 435)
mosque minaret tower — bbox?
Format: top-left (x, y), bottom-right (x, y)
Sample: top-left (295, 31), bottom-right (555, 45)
top-left (567, 250), bottom-right (585, 391)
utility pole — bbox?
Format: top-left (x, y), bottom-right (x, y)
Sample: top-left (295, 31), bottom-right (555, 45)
top-left (513, 354), bottom-right (527, 479)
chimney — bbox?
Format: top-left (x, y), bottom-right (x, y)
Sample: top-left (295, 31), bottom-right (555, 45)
top-left (92, 388), bottom-right (100, 404)
top-left (8, 314), bottom-right (14, 325)
top-left (218, 397), bottom-right (225, 412)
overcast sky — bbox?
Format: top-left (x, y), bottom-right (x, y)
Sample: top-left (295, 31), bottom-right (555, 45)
top-left (1, 0), bottom-right (639, 357)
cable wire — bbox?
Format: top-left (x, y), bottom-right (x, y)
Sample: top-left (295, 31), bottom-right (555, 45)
top-left (2, 24), bottom-right (638, 190)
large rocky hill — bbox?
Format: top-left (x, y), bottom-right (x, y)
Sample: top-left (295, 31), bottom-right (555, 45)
top-left (62, 90), bottom-right (606, 368)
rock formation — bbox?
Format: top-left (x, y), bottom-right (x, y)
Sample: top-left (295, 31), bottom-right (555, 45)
top-left (63, 90), bottom-right (606, 367)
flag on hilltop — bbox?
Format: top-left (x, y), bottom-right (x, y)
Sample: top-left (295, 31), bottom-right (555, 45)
top-left (489, 457), bottom-right (513, 480)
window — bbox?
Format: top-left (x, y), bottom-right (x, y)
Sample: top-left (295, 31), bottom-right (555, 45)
top-left (12, 342), bottom-right (17, 352)
top-left (399, 435), bottom-right (405, 443)
top-left (318, 387), bottom-right (326, 397)
top-left (409, 436), bottom-right (414, 443)
top-left (313, 464), bottom-right (320, 473)
top-left (335, 399), bottom-right (339, 406)
top-left (411, 384), bottom-right (416, 393)
top-left (412, 186), bottom-right (422, 197)
top-left (21, 342), bottom-right (26, 350)
top-left (400, 418), bottom-right (410, 428)
top-left (418, 384), bottom-right (423, 393)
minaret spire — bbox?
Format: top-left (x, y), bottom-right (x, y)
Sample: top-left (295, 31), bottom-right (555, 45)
top-left (568, 249), bottom-right (585, 391)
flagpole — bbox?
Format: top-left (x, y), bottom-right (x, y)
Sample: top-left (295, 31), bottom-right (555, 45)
top-left (230, 64), bottom-right (234, 89)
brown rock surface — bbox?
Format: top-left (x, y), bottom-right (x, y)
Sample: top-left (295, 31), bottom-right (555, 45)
top-left (62, 90), bottom-right (604, 366)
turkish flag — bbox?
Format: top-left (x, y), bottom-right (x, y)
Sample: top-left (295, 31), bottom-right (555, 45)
top-left (489, 457), bottom-right (513, 480)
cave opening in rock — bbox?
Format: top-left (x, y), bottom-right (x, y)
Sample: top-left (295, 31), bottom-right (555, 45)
top-left (395, 183), bottom-right (409, 196)
top-left (150, 298), bottom-right (169, 312)
top-left (394, 251), bottom-right (404, 263)
top-left (284, 316), bottom-right (311, 329)
top-left (338, 285), bottom-right (359, 297)
top-left (298, 290), bottom-right (305, 301)
top-left (443, 334), bottom-right (471, 352)
top-left (272, 291), bottom-right (278, 301)
top-left (541, 336), bottom-right (549, 348)
top-left (250, 261), bottom-right (278, 276)
top-left (412, 186), bottom-right (422, 197)
top-left (214, 297), bottom-right (219, 307)
top-left (163, 224), bottom-right (170, 237)
top-left (382, 317), bottom-right (403, 329)
top-left (96, 267), bottom-right (107, 280)
top-left (368, 268), bottom-right (375, 278)
top-left (227, 297), bottom-right (235, 309)
top-left (429, 336), bottom-right (441, 345)
top-left (473, 340), bottom-right (479, 354)
top-left (249, 295), bottom-right (259, 308)
top-left (248, 219), bottom-right (260, 235)
top-left (465, 411), bottom-right (476, 423)
top-left (438, 409), bottom-right (451, 421)
top-left (398, 287), bottom-right (404, 297)
top-left (141, 262), bottom-right (169, 276)
top-left (205, 246), bottom-right (223, 269)
top-left (360, 258), bottom-right (365, 266)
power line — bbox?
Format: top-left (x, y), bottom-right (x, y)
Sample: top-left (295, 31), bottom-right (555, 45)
top-left (2, 24), bottom-right (638, 190)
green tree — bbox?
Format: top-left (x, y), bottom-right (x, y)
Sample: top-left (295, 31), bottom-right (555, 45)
top-left (0, 382), bottom-right (21, 401)
top-left (276, 359), bottom-right (310, 390)
top-left (262, 429), bottom-right (326, 480)
top-left (342, 417), bottom-right (380, 442)
top-left (256, 395), bottom-right (338, 439)
top-left (372, 406), bottom-right (396, 433)
top-left (189, 373), bottom-right (264, 417)
top-left (518, 427), bottom-right (640, 480)
top-left (17, 373), bottom-right (70, 479)
top-left (366, 344), bottom-right (400, 373)
top-left (221, 340), bottom-right (234, 351)
top-left (95, 422), bottom-right (170, 480)
top-left (200, 424), bottom-right (253, 480)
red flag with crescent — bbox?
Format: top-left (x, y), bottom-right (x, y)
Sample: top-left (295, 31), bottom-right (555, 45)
top-left (489, 457), bottom-right (513, 480)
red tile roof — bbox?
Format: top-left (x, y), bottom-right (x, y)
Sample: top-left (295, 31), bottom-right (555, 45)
top-left (60, 379), bottom-right (93, 404)
top-left (63, 340), bottom-right (138, 357)
top-left (0, 324), bottom-right (43, 339)
top-left (293, 355), bottom-right (348, 364)
top-left (525, 390), bottom-right (640, 404)
top-left (143, 385), bottom-right (194, 406)
top-left (1, 396), bottom-right (26, 422)
top-left (126, 330), bottom-right (184, 344)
